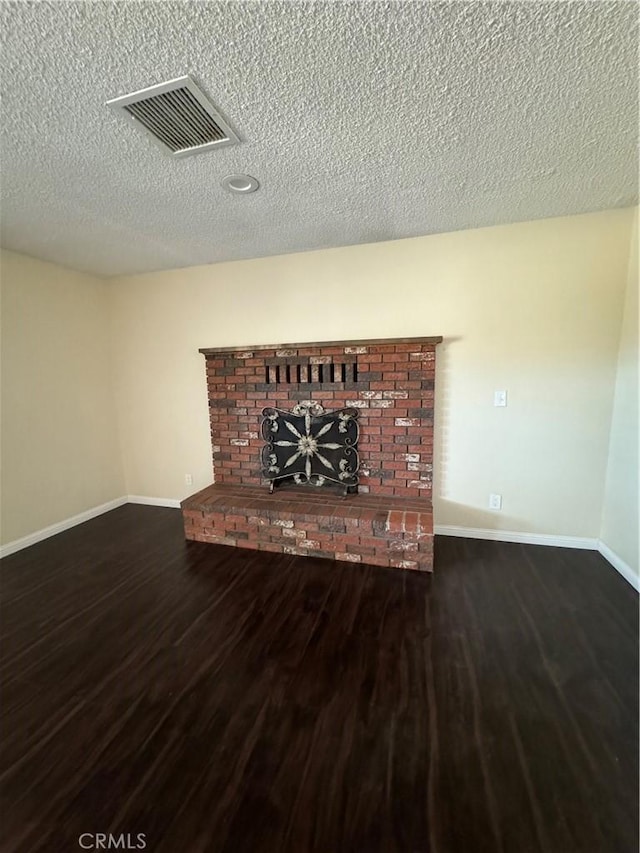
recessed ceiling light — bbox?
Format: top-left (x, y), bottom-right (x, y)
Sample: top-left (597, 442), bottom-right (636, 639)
top-left (222, 174), bottom-right (260, 194)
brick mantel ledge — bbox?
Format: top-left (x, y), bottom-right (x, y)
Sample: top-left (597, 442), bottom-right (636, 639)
top-left (199, 335), bottom-right (443, 356)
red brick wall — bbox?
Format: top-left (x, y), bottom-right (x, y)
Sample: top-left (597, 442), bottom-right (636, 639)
top-left (202, 340), bottom-right (437, 498)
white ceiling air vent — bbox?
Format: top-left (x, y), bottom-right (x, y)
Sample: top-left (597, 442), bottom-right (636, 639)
top-left (106, 76), bottom-right (239, 158)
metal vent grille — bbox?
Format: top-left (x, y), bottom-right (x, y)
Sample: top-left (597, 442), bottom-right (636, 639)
top-left (265, 362), bottom-right (358, 385)
top-left (106, 76), bottom-right (239, 158)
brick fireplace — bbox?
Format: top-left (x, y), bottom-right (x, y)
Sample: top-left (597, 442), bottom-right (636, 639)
top-left (181, 336), bottom-right (441, 571)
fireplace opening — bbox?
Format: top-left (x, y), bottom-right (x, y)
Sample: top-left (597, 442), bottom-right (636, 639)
top-left (260, 401), bottom-right (359, 495)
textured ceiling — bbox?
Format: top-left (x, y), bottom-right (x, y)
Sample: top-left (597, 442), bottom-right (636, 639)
top-left (0, 1), bottom-right (638, 277)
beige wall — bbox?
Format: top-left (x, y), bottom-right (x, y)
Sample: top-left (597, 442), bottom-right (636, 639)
top-left (110, 207), bottom-right (635, 539)
top-left (0, 250), bottom-right (124, 544)
top-left (601, 209), bottom-right (639, 576)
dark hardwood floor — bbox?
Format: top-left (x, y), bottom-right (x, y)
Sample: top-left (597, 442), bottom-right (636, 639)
top-left (1, 505), bottom-right (637, 853)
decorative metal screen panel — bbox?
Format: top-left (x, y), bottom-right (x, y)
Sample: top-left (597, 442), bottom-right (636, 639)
top-left (261, 401), bottom-right (359, 491)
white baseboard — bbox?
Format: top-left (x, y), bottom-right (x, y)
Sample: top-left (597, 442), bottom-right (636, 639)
top-left (127, 495), bottom-right (181, 509)
top-left (0, 496), bottom-right (128, 559)
top-left (434, 525), bottom-right (638, 592)
top-left (434, 525), bottom-right (599, 550)
top-left (597, 540), bottom-right (639, 591)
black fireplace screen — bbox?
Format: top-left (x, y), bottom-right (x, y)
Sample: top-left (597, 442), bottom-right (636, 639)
top-left (260, 401), bottom-right (359, 492)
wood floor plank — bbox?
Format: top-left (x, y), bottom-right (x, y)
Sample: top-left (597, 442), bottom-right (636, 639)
top-left (0, 506), bottom-right (637, 852)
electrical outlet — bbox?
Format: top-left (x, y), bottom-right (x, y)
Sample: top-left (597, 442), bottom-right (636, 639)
top-left (489, 493), bottom-right (502, 510)
top-left (494, 390), bottom-right (507, 407)
top-left (185, 474), bottom-right (193, 486)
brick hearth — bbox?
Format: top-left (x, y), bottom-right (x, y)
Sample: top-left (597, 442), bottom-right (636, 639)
top-left (181, 336), bottom-right (441, 571)
top-left (182, 484), bottom-right (433, 570)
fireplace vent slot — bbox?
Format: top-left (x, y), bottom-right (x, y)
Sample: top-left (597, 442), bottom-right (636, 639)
top-left (264, 361), bottom-right (357, 385)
